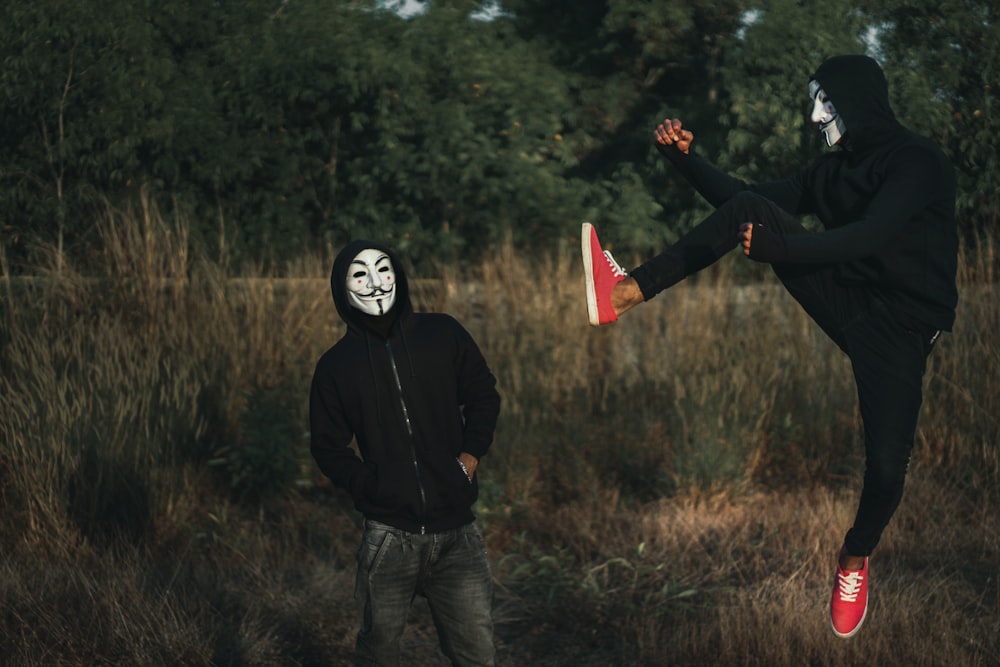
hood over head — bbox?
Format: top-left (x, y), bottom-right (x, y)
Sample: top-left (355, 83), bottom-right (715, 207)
top-left (331, 240), bottom-right (412, 332)
top-left (810, 55), bottom-right (899, 150)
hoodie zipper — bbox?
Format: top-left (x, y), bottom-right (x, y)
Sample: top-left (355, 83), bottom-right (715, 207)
top-left (385, 339), bottom-right (428, 533)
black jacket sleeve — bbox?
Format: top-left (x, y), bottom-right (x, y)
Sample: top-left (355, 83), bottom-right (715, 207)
top-left (656, 143), bottom-right (810, 215)
top-left (780, 146), bottom-right (948, 263)
top-left (309, 362), bottom-right (373, 500)
top-left (453, 323), bottom-right (501, 460)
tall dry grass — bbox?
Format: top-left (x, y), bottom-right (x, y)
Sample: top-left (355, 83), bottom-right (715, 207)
top-left (1, 206), bottom-right (997, 665)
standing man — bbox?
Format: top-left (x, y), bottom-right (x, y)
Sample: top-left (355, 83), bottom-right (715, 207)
top-left (582, 54), bottom-right (957, 638)
top-left (311, 240), bottom-right (501, 665)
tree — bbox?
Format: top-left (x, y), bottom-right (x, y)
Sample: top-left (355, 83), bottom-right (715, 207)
top-left (717, 0), bottom-right (868, 178)
top-left (0, 1), bottom-right (276, 266)
top-left (2, 0), bottom-right (995, 269)
top-left (492, 0), bottom-right (748, 252)
top-left (0, 1), bottom-right (136, 265)
top-left (860, 0), bottom-right (1000, 240)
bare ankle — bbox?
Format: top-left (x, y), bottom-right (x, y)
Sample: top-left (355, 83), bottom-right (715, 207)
top-left (611, 278), bottom-right (644, 316)
top-left (839, 551), bottom-right (866, 571)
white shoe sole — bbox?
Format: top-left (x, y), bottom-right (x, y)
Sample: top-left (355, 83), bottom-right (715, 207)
top-left (831, 604), bottom-right (868, 639)
top-left (581, 222), bottom-right (600, 326)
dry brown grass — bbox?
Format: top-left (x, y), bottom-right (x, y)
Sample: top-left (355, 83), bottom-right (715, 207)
top-left (1, 210), bottom-right (997, 665)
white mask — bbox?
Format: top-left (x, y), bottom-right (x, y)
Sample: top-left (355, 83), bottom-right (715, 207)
top-left (346, 248), bottom-right (397, 316)
top-left (809, 80), bottom-right (847, 147)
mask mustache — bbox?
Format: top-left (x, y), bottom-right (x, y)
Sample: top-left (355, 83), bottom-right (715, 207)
top-left (358, 286), bottom-right (394, 298)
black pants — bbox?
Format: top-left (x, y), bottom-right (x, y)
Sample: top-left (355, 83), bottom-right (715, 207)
top-left (631, 192), bottom-right (938, 556)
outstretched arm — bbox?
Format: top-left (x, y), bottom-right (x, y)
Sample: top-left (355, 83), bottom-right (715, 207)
top-left (740, 146), bottom-right (947, 264)
top-left (653, 117), bottom-right (768, 208)
top-left (654, 117), bottom-right (810, 214)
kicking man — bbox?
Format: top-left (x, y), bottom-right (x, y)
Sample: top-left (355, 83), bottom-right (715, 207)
top-left (582, 54), bottom-right (957, 638)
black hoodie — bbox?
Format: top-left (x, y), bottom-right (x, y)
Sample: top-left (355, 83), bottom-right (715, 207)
top-left (659, 54), bottom-right (958, 331)
top-left (309, 240), bottom-right (501, 533)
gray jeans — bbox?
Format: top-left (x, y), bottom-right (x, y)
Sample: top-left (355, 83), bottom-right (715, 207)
top-left (354, 519), bottom-right (495, 667)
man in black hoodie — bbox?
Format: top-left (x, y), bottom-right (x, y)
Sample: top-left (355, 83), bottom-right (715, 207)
top-left (582, 55), bottom-right (957, 639)
top-left (310, 240), bottom-right (501, 665)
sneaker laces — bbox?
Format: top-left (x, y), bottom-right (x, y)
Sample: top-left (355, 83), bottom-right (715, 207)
top-left (603, 250), bottom-right (627, 278)
top-left (835, 570), bottom-right (864, 602)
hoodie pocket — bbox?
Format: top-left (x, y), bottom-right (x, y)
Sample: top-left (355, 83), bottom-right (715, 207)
top-left (433, 456), bottom-right (477, 509)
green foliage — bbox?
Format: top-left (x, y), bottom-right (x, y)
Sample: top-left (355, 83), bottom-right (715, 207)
top-left (209, 384), bottom-right (309, 503)
top-left (581, 542), bottom-right (704, 615)
top-left (501, 0), bottom-right (748, 249)
top-left (2, 0), bottom-right (998, 267)
top-left (860, 0), bottom-right (1000, 239)
top-left (498, 532), bottom-right (578, 607)
top-left (1, 1), bottom-right (131, 255)
top-left (717, 0), bottom-right (870, 182)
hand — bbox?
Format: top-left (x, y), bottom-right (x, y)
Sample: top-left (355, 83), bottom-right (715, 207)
top-left (739, 222), bottom-right (753, 256)
top-left (653, 118), bottom-right (694, 154)
top-left (739, 222), bottom-right (788, 263)
top-left (458, 452), bottom-right (478, 482)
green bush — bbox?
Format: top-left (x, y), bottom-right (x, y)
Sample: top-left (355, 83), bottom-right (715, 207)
top-left (209, 383), bottom-right (309, 503)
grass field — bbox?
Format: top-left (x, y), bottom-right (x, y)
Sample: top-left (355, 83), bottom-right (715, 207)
top-left (2, 210), bottom-right (998, 665)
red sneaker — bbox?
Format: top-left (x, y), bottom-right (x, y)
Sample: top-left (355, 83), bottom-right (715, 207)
top-left (582, 222), bottom-right (627, 326)
top-left (830, 550), bottom-right (869, 638)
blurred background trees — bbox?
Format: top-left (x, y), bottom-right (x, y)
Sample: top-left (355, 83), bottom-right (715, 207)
top-left (2, 0), bottom-right (997, 271)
